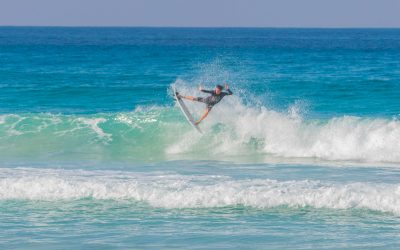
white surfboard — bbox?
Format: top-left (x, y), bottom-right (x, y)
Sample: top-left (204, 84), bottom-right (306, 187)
top-left (173, 86), bottom-right (203, 134)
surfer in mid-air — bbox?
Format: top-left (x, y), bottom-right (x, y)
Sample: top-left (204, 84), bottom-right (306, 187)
top-left (176, 84), bottom-right (233, 125)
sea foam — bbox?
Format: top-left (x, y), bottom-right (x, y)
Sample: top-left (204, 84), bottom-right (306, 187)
top-left (1, 168), bottom-right (399, 215)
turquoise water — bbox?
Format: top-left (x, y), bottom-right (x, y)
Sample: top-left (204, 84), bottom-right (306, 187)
top-left (1, 27), bottom-right (400, 249)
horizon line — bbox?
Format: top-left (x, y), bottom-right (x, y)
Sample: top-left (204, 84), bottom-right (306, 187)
top-left (1, 25), bottom-right (400, 29)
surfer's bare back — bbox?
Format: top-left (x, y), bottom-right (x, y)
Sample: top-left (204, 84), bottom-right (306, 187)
top-left (176, 84), bottom-right (233, 125)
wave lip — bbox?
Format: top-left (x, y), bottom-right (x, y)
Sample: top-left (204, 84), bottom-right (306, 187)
top-left (1, 168), bottom-right (399, 215)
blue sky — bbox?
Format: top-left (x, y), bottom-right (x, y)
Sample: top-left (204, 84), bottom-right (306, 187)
top-left (1, 0), bottom-right (399, 27)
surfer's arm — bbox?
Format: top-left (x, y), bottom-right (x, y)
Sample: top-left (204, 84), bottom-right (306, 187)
top-left (199, 85), bottom-right (214, 94)
top-left (225, 89), bottom-right (233, 95)
top-left (224, 84), bottom-right (233, 95)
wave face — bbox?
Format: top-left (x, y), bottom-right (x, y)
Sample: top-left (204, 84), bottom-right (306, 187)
top-left (1, 168), bottom-right (399, 215)
top-left (1, 95), bottom-right (400, 164)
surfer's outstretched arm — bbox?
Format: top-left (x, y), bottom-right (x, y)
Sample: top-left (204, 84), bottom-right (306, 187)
top-left (225, 89), bottom-right (233, 95)
top-left (199, 85), bottom-right (214, 94)
top-left (224, 84), bottom-right (233, 95)
top-left (195, 108), bottom-right (211, 125)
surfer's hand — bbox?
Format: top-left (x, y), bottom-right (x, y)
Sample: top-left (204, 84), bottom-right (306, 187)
top-left (224, 83), bottom-right (229, 90)
top-left (198, 85), bottom-right (203, 91)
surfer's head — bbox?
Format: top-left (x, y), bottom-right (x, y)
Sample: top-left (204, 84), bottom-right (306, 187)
top-left (215, 85), bottom-right (224, 94)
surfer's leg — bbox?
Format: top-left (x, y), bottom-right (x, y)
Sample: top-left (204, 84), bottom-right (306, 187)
top-left (180, 96), bottom-right (195, 101)
top-left (195, 107), bottom-right (211, 125)
top-left (181, 96), bottom-right (204, 103)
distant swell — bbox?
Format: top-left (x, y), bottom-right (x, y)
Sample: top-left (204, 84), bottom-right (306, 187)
top-left (1, 168), bottom-right (399, 215)
top-left (0, 96), bottom-right (400, 164)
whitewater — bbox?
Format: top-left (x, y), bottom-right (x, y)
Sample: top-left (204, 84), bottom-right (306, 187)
top-left (1, 94), bottom-right (399, 164)
top-left (1, 167), bottom-right (400, 215)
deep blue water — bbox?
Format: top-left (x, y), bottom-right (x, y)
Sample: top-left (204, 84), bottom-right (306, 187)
top-left (1, 27), bottom-right (400, 116)
top-left (0, 27), bottom-right (400, 249)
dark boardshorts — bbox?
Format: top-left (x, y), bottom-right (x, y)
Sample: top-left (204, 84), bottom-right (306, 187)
top-left (194, 97), bottom-right (214, 109)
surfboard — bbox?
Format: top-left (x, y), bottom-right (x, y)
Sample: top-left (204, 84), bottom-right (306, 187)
top-left (173, 86), bottom-right (203, 134)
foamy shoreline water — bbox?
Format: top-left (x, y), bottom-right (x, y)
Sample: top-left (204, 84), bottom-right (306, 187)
top-left (1, 167), bottom-right (400, 215)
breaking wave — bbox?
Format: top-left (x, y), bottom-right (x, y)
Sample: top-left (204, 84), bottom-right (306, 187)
top-left (1, 168), bottom-right (399, 215)
top-left (0, 93), bottom-right (399, 164)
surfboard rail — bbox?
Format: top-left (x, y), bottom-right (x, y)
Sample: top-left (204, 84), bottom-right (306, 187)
top-left (173, 86), bottom-right (203, 134)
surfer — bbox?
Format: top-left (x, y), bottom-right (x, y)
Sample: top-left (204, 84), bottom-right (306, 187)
top-left (176, 84), bottom-right (233, 125)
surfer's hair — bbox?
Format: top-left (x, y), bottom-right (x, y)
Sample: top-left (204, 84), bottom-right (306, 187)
top-left (216, 85), bottom-right (224, 90)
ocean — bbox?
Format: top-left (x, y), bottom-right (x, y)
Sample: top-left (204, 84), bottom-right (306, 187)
top-left (0, 27), bottom-right (400, 249)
